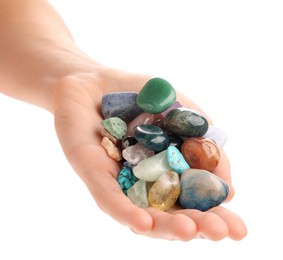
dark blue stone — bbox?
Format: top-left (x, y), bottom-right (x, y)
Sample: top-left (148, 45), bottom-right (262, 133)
top-left (102, 92), bottom-right (143, 122)
top-left (134, 124), bottom-right (169, 152)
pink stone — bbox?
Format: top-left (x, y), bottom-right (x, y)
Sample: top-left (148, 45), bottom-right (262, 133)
top-left (122, 142), bottom-right (154, 165)
top-left (159, 101), bottom-right (182, 118)
top-left (101, 136), bottom-right (122, 161)
top-left (126, 112), bottom-right (155, 136)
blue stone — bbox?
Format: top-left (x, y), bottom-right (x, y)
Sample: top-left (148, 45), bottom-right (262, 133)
top-left (134, 124), bottom-right (169, 152)
top-left (118, 167), bottom-right (138, 194)
top-left (102, 92), bottom-right (143, 122)
top-left (166, 146), bottom-right (190, 174)
top-left (179, 169), bottom-right (229, 211)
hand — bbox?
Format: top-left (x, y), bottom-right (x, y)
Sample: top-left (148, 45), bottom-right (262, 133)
top-left (53, 67), bottom-right (247, 241)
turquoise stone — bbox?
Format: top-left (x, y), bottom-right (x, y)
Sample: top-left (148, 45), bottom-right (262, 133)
top-left (127, 180), bottom-right (149, 208)
top-left (180, 169), bottom-right (229, 211)
top-left (101, 117), bottom-right (127, 140)
top-left (163, 108), bottom-right (209, 137)
top-left (118, 167), bottom-right (138, 194)
top-left (136, 78), bottom-right (176, 114)
top-left (166, 146), bottom-right (190, 174)
top-left (134, 124), bottom-right (169, 152)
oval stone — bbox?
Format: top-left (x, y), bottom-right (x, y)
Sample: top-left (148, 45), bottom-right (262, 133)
top-left (134, 124), bottom-right (169, 152)
top-left (126, 112), bottom-right (155, 136)
top-left (136, 78), bottom-right (176, 114)
top-left (203, 125), bottom-right (228, 148)
top-left (122, 142), bottom-right (154, 165)
top-left (101, 117), bottom-right (127, 140)
top-left (180, 169), bottom-right (229, 211)
top-left (181, 137), bottom-right (220, 172)
top-left (166, 146), bottom-right (190, 174)
top-left (148, 170), bottom-right (180, 211)
top-left (121, 136), bottom-right (138, 150)
top-left (163, 108), bottom-right (209, 137)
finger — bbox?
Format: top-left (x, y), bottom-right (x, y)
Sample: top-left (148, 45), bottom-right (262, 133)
top-left (208, 206), bottom-right (248, 240)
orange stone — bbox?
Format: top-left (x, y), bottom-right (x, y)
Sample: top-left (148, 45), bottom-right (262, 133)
top-left (181, 137), bottom-right (220, 172)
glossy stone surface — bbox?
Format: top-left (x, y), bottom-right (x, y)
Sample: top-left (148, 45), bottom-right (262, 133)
top-left (136, 78), bottom-right (176, 114)
top-left (148, 170), bottom-right (180, 211)
top-left (126, 112), bottom-right (155, 136)
top-left (118, 167), bottom-right (138, 194)
top-left (180, 169), bottom-right (229, 211)
top-left (127, 180), bottom-right (148, 208)
top-left (121, 136), bottom-right (138, 150)
top-left (163, 108), bottom-right (209, 137)
top-left (133, 150), bottom-right (170, 182)
top-left (101, 117), bottom-right (127, 140)
top-left (181, 137), bottom-right (220, 172)
top-left (122, 142), bottom-right (154, 165)
top-left (203, 125), bottom-right (228, 148)
top-left (134, 124), bottom-right (169, 152)
top-left (166, 146), bottom-right (190, 174)
top-left (102, 92), bottom-right (143, 122)
top-left (101, 136), bottom-right (122, 161)
top-left (160, 101), bottom-right (182, 118)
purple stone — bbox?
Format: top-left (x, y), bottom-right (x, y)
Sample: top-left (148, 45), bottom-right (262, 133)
top-left (160, 101), bottom-right (182, 118)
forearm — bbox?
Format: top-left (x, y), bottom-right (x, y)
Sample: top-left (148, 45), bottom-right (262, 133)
top-left (0, 0), bottom-right (98, 112)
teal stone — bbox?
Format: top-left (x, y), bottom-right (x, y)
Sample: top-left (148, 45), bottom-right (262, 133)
top-left (166, 146), bottom-right (190, 174)
top-left (180, 169), bottom-right (229, 211)
top-left (101, 117), bottom-right (127, 140)
top-left (163, 108), bottom-right (209, 137)
top-left (136, 78), bottom-right (176, 114)
top-left (134, 124), bottom-right (169, 152)
top-left (118, 167), bottom-right (138, 194)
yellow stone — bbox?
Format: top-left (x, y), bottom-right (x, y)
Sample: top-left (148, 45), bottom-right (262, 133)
top-left (148, 170), bottom-right (180, 211)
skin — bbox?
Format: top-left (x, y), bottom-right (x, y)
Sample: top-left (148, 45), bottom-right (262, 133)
top-left (0, 0), bottom-right (247, 241)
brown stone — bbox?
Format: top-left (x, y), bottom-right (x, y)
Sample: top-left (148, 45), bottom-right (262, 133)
top-left (101, 136), bottom-right (122, 161)
top-left (100, 128), bottom-right (119, 145)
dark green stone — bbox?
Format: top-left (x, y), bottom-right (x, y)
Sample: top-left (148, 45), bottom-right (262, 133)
top-left (136, 78), bottom-right (176, 114)
top-left (163, 108), bottom-right (208, 137)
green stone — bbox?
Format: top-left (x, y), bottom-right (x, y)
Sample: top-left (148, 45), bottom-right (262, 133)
top-left (101, 117), bottom-right (127, 140)
top-left (136, 78), bottom-right (176, 114)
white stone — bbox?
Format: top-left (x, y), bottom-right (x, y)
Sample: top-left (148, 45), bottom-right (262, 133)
top-left (122, 143), bottom-right (154, 165)
top-left (203, 125), bottom-right (227, 148)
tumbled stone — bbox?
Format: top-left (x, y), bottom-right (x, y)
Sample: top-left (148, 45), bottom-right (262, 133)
top-left (180, 169), bottom-right (229, 211)
top-left (136, 78), bottom-right (176, 114)
top-left (102, 92), bottom-right (143, 122)
top-left (203, 125), bottom-right (228, 148)
top-left (168, 134), bottom-right (184, 150)
top-left (118, 167), bottom-right (138, 194)
top-left (159, 101), bottom-right (182, 118)
top-left (100, 128), bottom-right (119, 146)
top-left (163, 108), bottom-right (209, 137)
top-left (166, 146), bottom-right (190, 174)
top-left (127, 180), bottom-right (148, 208)
top-left (121, 136), bottom-right (138, 150)
top-left (101, 136), bottom-right (122, 161)
top-left (181, 137), bottom-right (220, 172)
top-left (101, 117), bottom-right (127, 140)
top-left (133, 150), bottom-right (170, 182)
top-left (148, 170), bottom-right (180, 211)
top-left (126, 112), bottom-right (155, 136)
top-left (122, 142), bottom-right (154, 165)
top-left (134, 124), bottom-right (169, 152)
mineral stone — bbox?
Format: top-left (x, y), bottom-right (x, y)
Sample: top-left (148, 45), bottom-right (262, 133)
top-left (121, 136), bottom-right (138, 150)
top-left (159, 101), bottom-right (182, 118)
top-left (126, 112), bottom-right (155, 136)
top-left (101, 117), bottom-right (127, 140)
top-left (134, 124), bottom-right (169, 152)
top-left (163, 108), bottom-right (208, 137)
top-left (118, 167), bottom-right (138, 194)
top-left (166, 146), bottom-right (190, 174)
top-left (179, 169), bottom-right (229, 211)
top-left (100, 136), bottom-right (122, 161)
top-left (203, 125), bottom-right (228, 148)
top-left (102, 92), bottom-right (143, 122)
top-left (168, 134), bottom-right (184, 150)
top-left (122, 142), bottom-right (154, 165)
top-left (127, 180), bottom-right (148, 208)
top-left (148, 170), bottom-right (180, 211)
top-left (136, 78), bottom-right (176, 114)
top-left (100, 128), bottom-right (119, 145)
top-left (181, 137), bottom-right (220, 172)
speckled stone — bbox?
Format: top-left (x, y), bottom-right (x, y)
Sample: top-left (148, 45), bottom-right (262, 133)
top-left (127, 180), bottom-right (148, 208)
top-left (101, 117), bottom-right (127, 140)
top-left (101, 136), bottom-right (122, 161)
top-left (136, 78), bottom-right (176, 114)
top-left (102, 92), bottom-right (143, 122)
top-left (126, 112), bottom-right (155, 136)
top-left (180, 169), bottom-right (229, 211)
top-left (181, 137), bottom-right (220, 172)
top-left (118, 167), bottom-right (138, 194)
top-left (163, 108), bottom-right (209, 137)
top-left (122, 142), bottom-right (154, 165)
top-left (148, 170), bottom-right (180, 211)
top-left (203, 125), bottom-right (228, 148)
top-left (166, 146), bottom-right (190, 174)
top-left (134, 124), bottom-right (169, 152)
top-left (121, 136), bottom-right (138, 150)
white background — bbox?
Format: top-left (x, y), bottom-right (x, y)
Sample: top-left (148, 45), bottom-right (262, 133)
top-left (1, 0), bottom-right (282, 259)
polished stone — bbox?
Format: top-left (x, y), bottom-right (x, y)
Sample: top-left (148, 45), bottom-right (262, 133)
top-left (133, 150), bottom-right (170, 182)
top-left (166, 146), bottom-right (190, 174)
top-left (127, 180), bottom-right (149, 208)
top-left (181, 137), bottom-right (220, 172)
top-left (180, 169), bottom-right (229, 211)
top-left (121, 136), bottom-right (138, 150)
top-left (100, 128), bottom-right (119, 146)
top-left (160, 101), bottom-right (182, 118)
top-left (136, 78), bottom-right (176, 114)
top-left (118, 167), bottom-right (138, 194)
top-left (134, 124), bottom-right (169, 152)
top-left (122, 142), bottom-right (154, 165)
top-left (163, 108), bottom-right (209, 137)
top-left (102, 92), bottom-right (143, 122)
top-left (101, 117), bottom-right (127, 140)
top-left (203, 125), bottom-right (228, 148)
top-left (148, 170), bottom-right (180, 211)
top-left (101, 136), bottom-right (122, 161)
top-left (126, 112), bottom-right (155, 136)
top-left (168, 134), bottom-right (184, 150)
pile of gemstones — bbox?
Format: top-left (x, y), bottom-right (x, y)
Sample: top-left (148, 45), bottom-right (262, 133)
top-left (100, 78), bottom-right (229, 212)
